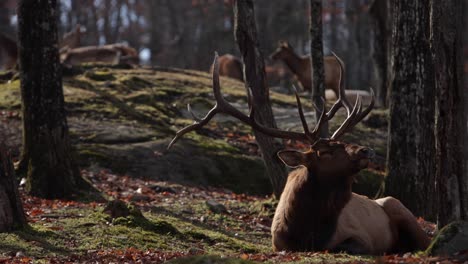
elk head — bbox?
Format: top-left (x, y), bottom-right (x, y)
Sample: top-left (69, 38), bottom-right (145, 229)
top-left (278, 139), bottom-right (375, 187)
top-left (270, 41), bottom-right (294, 61)
top-left (168, 52), bottom-right (375, 182)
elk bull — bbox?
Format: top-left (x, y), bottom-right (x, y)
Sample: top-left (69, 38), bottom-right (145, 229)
top-left (168, 52), bottom-right (430, 254)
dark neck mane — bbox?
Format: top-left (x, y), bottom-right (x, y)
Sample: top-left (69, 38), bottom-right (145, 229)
top-left (284, 168), bottom-right (353, 251)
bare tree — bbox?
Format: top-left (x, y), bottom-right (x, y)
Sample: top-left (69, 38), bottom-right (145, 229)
top-left (309, 0), bottom-right (327, 137)
top-left (0, 147), bottom-right (26, 232)
top-left (234, 0), bottom-right (287, 197)
top-left (17, 0), bottom-right (94, 198)
top-left (385, 0), bottom-right (436, 220)
top-left (432, 0), bottom-right (468, 226)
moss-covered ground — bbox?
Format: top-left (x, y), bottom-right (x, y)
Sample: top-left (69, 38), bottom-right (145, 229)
top-left (0, 65), bottom-right (395, 263)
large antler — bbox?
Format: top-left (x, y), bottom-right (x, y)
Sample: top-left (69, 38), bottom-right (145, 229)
top-left (328, 52), bottom-right (375, 140)
top-left (167, 52), bottom-right (373, 150)
top-left (168, 52), bottom-right (326, 149)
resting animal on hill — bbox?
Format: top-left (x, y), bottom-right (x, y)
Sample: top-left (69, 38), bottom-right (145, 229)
top-left (60, 44), bottom-right (139, 66)
top-left (169, 53), bottom-right (430, 255)
top-left (0, 25), bottom-right (83, 70)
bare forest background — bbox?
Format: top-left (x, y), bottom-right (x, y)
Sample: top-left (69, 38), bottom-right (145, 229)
top-left (0, 0), bottom-right (380, 92)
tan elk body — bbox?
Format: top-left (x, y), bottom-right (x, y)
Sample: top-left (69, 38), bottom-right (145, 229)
top-left (270, 41), bottom-right (342, 96)
top-left (211, 53), bottom-right (293, 88)
top-left (169, 53), bottom-right (430, 254)
top-left (0, 26), bottom-right (83, 70)
top-left (209, 54), bottom-right (244, 81)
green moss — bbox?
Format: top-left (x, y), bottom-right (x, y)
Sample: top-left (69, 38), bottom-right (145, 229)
top-left (77, 144), bottom-right (131, 174)
top-left (425, 221), bottom-right (468, 256)
top-left (120, 76), bottom-right (154, 89)
top-left (84, 70), bottom-right (116, 82)
top-left (0, 79), bottom-right (21, 109)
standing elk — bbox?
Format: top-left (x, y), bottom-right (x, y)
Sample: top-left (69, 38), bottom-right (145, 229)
top-left (210, 53), bottom-right (293, 88)
top-left (209, 53), bottom-right (244, 81)
top-left (168, 53), bottom-right (430, 254)
top-left (270, 41), bottom-right (342, 97)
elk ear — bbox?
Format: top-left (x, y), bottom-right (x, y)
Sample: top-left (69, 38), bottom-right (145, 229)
top-left (277, 150), bottom-right (306, 168)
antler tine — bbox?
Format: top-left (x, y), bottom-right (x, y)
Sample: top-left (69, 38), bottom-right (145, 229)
top-left (331, 88), bottom-right (374, 140)
top-left (293, 88), bottom-right (315, 141)
top-left (187, 103), bottom-right (202, 122)
top-left (309, 97), bottom-right (327, 136)
top-left (325, 52), bottom-right (352, 120)
top-left (330, 95), bottom-right (362, 140)
top-left (352, 88), bottom-right (375, 125)
top-left (168, 108), bottom-right (219, 149)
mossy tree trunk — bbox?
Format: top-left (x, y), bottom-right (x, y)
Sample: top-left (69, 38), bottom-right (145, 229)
top-left (309, 0), bottom-right (328, 137)
top-left (0, 147), bottom-right (26, 232)
top-left (17, 0), bottom-right (92, 199)
top-left (233, 0), bottom-right (287, 198)
top-left (385, 0), bottom-right (436, 220)
top-left (432, 0), bottom-right (468, 227)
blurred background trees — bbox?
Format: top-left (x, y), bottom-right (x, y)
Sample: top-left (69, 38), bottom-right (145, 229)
top-left (1, 0), bottom-right (377, 91)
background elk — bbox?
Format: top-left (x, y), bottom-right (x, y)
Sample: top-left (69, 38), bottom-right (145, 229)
top-left (209, 53), bottom-right (244, 81)
top-left (0, 26), bottom-right (84, 71)
top-left (270, 41), bottom-right (342, 96)
top-left (60, 46), bottom-right (122, 65)
top-left (59, 24), bottom-right (82, 52)
top-left (169, 53), bottom-right (430, 254)
top-left (211, 53), bottom-right (293, 89)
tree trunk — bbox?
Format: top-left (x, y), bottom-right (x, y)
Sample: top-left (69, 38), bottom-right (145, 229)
top-left (0, 147), bottom-right (27, 232)
top-left (17, 0), bottom-right (93, 199)
top-left (432, 0), bottom-right (468, 227)
top-left (385, 0), bottom-right (436, 220)
top-left (309, 0), bottom-right (328, 137)
top-left (369, 0), bottom-right (391, 108)
top-left (234, 0), bottom-right (287, 198)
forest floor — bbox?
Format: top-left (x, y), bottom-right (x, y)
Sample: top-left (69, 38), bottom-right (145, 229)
top-left (0, 64), bottom-right (460, 263)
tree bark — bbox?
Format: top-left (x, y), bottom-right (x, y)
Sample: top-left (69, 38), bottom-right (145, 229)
top-left (432, 0), bottom-right (468, 227)
top-left (369, 0), bottom-right (391, 108)
top-left (309, 0), bottom-right (328, 137)
top-left (17, 0), bottom-right (93, 199)
top-left (0, 147), bottom-right (27, 232)
top-left (385, 0), bottom-right (436, 220)
top-left (234, 0), bottom-right (287, 198)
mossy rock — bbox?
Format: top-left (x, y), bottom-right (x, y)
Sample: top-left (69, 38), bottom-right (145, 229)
top-left (84, 70), bottom-right (116, 82)
top-left (426, 221), bottom-right (468, 256)
top-left (167, 255), bottom-right (257, 264)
